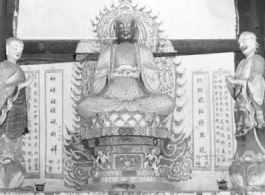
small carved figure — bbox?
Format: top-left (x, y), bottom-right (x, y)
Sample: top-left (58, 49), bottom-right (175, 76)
top-left (216, 179), bottom-right (228, 190)
top-left (0, 37), bottom-right (35, 189)
top-left (35, 182), bottom-right (46, 191)
top-left (227, 32), bottom-right (265, 189)
top-left (143, 148), bottom-right (162, 175)
top-left (94, 150), bottom-right (110, 177)
top-left (119, 156), bottom-right (136, 169)
top-left (111, 182), bottom-right (135, 191)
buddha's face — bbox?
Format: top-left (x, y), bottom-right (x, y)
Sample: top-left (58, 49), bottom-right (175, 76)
top-left (115, 18), bottom-right (136, 43)
top-left (239, 34), bottom-right (255, 57)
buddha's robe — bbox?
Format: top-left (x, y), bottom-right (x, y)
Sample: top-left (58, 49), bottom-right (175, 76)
top-left (77, 42), bottom-right (175, 119)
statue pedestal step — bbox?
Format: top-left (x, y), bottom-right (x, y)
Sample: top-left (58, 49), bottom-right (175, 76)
top-left (81, 182), bottom-right (175, 192)
top-left (84, 169), bottom-right (175, 192)
top-left (96, 170), bottom-right (157, 177)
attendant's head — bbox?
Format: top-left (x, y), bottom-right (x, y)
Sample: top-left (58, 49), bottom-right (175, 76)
top-left (238, 32), bottom-right (259, 58)
top-left (114, 15), bottom-right (137, 44)
top-left (6, 37), bottom-right (24, 64)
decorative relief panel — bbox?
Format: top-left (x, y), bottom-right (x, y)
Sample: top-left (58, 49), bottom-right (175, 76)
top-left (212, 71), bottom-right (234, 170)
top-left (22, 71), bottom-right (40, 179)
top-left (45, 70), bottom-right (64, 179)
top-left (192, 72), bottom-right (211, 170)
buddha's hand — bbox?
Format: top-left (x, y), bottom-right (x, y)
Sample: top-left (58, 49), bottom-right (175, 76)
top-left (0, 153), bottom-right (14, 164)
top-left (121, 69), bottom-right (139, 78)
top-left (112, 65), bottom-right (139, 78)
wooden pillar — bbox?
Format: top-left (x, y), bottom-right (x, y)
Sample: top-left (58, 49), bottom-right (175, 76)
top-left (6, 0), bottom-right (19, 38)
top-left (0, 0), bottom-right (20, 62)
top-left (263, 2), bottom-right (265, 58)
top-left (248, 0), bottom-right (264, 57)
top-left (236, 0), bottom-right (264, 57)
top-left (0, 0), bottom-right (7, 61)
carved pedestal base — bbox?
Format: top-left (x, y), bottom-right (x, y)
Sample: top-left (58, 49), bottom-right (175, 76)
top-left (229, 158), bottom-right (265, 189)
top-left (82, 135), bottom-right (170, 185)
top-left (0, 136), bottom-right (26, 189)
top-left (81, 111), bottom-right (169, 138)
top-left (80, 111), bottom-right (173, 191)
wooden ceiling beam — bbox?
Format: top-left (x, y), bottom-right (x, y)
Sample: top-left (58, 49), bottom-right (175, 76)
top-left (21, 39), bottom-right (240, 55)
top-left (19, 39), bottom-right (241, 64)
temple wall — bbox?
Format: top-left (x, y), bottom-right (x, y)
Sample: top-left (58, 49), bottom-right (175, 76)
top-left (15, 0), bottom-right (237, 192)
top-left (172, 53), bottom-right (235, 191)
top-left (17, 0), bottom-right (236, 39)
top-left (21, 63), bottom-right (75, 191)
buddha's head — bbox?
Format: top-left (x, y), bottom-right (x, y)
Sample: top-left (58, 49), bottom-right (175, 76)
top-left (114, 15), bottom-right (137, 44)
top-left (238, 31), bottom-right (259, 57)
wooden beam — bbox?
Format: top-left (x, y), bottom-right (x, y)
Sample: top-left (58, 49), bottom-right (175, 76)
top-left (20, 54), bottom-right (75, 65)
top-left (22, 39), bottom-right (240, 55)
top-left (22, 40), bottom-right (79, 54)
top-left (170, 39), bottom-right (240, 54)
top-left (0, 0), bottom-right (7, 62)
top-left (19, 39), bottom-right (240, 63)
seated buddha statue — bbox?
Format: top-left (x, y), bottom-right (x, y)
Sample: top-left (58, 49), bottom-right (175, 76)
top-left (76, 15), bottom-right (175, 121)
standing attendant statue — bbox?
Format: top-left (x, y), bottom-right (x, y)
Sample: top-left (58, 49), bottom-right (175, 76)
top-left (0, 37), bottom-right (35, 189)
top-left (226, 32), bottom-right (265, 189)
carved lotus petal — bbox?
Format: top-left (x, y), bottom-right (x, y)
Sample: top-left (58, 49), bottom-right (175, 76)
top-left (95, 123), bottom-right (101, 128)
top-left (126, 118), bottom-right (137, 127)
top-left (123, 123), bottom-right (131, 127)
top-left (132, 113), bottom-right (143, 122)
top-left (139, 119), bottom-right (147, 127)
top-left (104, 119), bottom-right (111, 127)
top-left (109, 112), bottom-right (120, 122)
top-left (120, 112), bottom-right (132, 122)
top-left (114, 118), bottom-right (125, 127)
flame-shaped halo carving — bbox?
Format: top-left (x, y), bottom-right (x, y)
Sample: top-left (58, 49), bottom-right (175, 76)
top-left (90, 0), bottom-right (166, 51)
